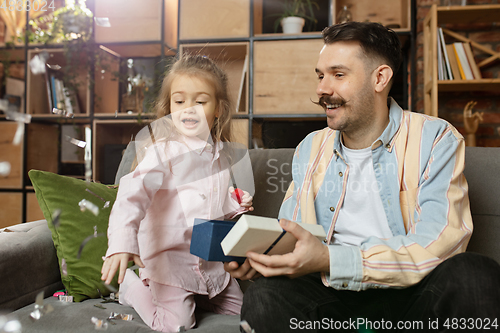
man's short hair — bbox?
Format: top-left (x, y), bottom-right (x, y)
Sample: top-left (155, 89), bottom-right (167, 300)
top-left (322, 22), bottom-right (403, 78)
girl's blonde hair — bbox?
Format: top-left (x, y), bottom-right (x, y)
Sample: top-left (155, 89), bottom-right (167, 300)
top-left (155, 54), bottom-right (233, 143)
top-left (131, 54), bottom-right (234, 170)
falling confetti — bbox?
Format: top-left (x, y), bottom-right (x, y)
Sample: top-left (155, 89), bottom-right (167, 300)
top-left (60, 257), bottom-right (67, 276)
top-left (29, 291), bottom-right (54, 321)
top-left (0, 314), bottom-right (22, 333)
top-left (90, 317), bottom-right (108, 330)
top-left (5, 110), bottom-right (32, 123)
top-left (52, 209), bottom-right (62, 228)
top-left (77, 226), bottom-right (105, 259)
top-left (85, 188), bottom-right (110, 208)
top-left (52, 108), bottom-right (74, 118)
top-left (94, 17), bottom-right (111, 27)
top-left (65, 135), bottom-right (87, 148)
top-left (0, 162), bottom-right (11, 177)
top-left (78, 199), bottom-right (99, 216)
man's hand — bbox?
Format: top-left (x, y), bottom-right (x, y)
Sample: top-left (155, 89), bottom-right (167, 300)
top-left (101, 252), bottom-right (144, 285)
top-left (223, 259), bottom-right (261, 281)
top-left (246, 219), bottom-right (329, 279)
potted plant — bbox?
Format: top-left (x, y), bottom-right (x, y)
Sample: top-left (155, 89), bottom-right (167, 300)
top-left (273, 0), bottom-right (319, 34)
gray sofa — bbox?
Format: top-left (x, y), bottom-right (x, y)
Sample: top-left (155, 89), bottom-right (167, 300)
top-left (1, 147), bottom-right (499, 332)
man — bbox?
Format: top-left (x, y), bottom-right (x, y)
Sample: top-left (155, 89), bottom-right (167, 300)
top-left (225, 22), bottom-right (500, 332)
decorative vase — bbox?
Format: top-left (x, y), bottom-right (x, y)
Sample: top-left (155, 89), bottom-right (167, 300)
top-left (281, 16), bottom-right (305, 34)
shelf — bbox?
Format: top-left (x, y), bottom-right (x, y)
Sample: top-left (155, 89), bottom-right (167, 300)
top-left (179, 0), bottom-right (250, 40)
top-left (436, 4), bottom-right (500, 24)
top-left (332, 0), bottom-right (411, 31)
top-left (437, 79), bottom-right (500, 92)
top-left (94, 0), bottom-right (178, 50)
top-left (0, 122), bottom-right (23, 189)
top-left (253, 39), bottom-right (325, 115)
top-left (423, 4), bottom-right (500, 116)
top-left (93, 120), bottom-right (146, 184)
top-left (0, 193), bottom-right (22, 227)
top-left (180, 42), bottom-right (249, 114)
top-left (26, 49), bottom-right (90, 116)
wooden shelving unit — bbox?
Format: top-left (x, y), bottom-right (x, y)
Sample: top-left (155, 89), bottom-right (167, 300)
top-left (178, 0), bottom-right (415, 148)
top-left (423, 4), bottom-right (500, 117)
top-left (0, 0), bottom-right (415, 225)
top-left (0, 0), bottom-right (178, 225)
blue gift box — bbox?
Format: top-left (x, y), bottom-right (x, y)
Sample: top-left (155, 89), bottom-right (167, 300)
top-left (190, 218), bottom-right (246, 263)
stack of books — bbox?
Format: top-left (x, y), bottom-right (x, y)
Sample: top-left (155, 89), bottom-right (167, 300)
top-left (437, 27), bottom-right (482, 81)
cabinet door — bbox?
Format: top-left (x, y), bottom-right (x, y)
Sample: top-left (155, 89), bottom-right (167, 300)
top-left (27, 192), bottom-right (45, 222)
top-left (0, 122), bottom-right (23, 189)
top-left (180, 0), bottom-right (250, 39)
top-left (253, 39), bottom-right (325, 114)
top-left (0, 193), bottom-right (22, 227)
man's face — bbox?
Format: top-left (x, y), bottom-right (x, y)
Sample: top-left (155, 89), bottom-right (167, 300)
top-left (315, 41), bottom-right (376, 137)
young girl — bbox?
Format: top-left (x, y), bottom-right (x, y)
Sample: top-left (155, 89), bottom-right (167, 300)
top-left (101, 55), bottom-right (253, 332)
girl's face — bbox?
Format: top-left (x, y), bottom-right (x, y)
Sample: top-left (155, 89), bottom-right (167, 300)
top-left (170, 74), bottom-right (218, 140)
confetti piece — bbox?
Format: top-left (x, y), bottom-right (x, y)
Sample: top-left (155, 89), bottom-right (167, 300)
top-left (46, 63), bottom-right (62, 70)
top-left (65, 135), bottom-right (87, 148)
top-left (52, 208), bottom-right (62, 228)
top-left (102, 283), bottom-right (118, 294)
top-left (108, 312), bottom-right (133, 321)
top-left (12, 122), bottom-right (24, 146)
top-left (0, 314), bottom-right (22, 333)
top-left (0, 99), bottom-right (8, 111)
top-left (61, 257), bottom-right (68, 276)
top-left (30, 291), bottom-right (54, 321)
top-left (85, 127), bottom-right (92, 182)
top-left (58, 295), bottom-right (73, 302)
top-left (240, 320), bottom-right (256, 333)
top-left (5, 110), bottom-right (31, 124)
top-left (85, 188), bottom-right (110, 209)
top-left (91, 317), bottom-right (108, 330)
top-left (79, 199), bottom-right (99, 216)
top-left (94, 17), bottom-right (111, 27)
top-left (94, 304), bottom-right (106, 310)
top-left (77, 231), bottom-right (105, 259)
top-left (0, 161), bottom-right (11, 177)
top-left (52, 108), bottom-right (74, 118)
top-left (29, 54), bottom-right (47, 75)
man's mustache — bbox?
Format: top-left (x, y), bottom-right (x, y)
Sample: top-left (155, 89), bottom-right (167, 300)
top-left (312, 96), bottom-right (347, 108)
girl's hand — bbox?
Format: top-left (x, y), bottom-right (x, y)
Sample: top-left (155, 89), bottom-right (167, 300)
top-left (101, 252), bottom-right (144, 285)
top-left (230, 186), bottom-right (254, 212)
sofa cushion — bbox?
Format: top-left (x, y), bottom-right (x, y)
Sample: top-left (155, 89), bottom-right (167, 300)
top-left (29, 170), bottom-right (119, 302)
top-left (464, 147), bottom-right (500, 264)
top-left (0, 220), bottom-right (63, 311)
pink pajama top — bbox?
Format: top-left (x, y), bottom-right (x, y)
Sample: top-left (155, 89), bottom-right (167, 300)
top-left (106, 135), bottom-right (243, 298)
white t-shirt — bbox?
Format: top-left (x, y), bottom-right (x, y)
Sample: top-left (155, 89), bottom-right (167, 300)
top-left (332, 144), bottom-right (393, 246)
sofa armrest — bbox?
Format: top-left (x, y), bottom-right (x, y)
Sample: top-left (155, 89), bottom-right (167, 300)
top-left (0, 220), bottom-right (63, 312)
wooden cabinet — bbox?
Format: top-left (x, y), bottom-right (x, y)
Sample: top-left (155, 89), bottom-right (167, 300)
top-left (423, 4), bottom-right (500, 117)
top-left (179, 0), bottom-right (414, 147)
top-left (0, 0), bottom-right (413, 224)
top-left (0, 0), bottom-right (177, 225)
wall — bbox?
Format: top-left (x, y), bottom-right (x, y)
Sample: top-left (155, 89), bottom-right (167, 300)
top-left (415, 0), bottom-right (500, 146)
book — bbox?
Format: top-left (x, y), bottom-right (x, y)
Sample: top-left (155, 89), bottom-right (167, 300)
top-left (446, 44), bottom-right (462, 81)
top-left (439, 28), bottom-right (453, 80)
top-left (463, 42), bottom-right (482, 79)
top-left (221, 215), bottom-right (327, 257)
top-left (453, 42), bottom-right (474, 80)
top-left (437, 29), bottom-right (445, 80)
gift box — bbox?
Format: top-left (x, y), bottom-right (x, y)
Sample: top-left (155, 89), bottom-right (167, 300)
top-left (221, 215), bottom-right (327, 257)
top-left (190, 218), bottom-right (245, 263)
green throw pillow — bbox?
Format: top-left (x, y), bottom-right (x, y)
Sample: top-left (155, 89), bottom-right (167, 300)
top-left (29, 170), bottom-right (119, 302)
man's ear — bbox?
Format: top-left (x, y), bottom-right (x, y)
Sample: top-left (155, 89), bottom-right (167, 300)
top-left (373, 65), bottom-right (393, 93)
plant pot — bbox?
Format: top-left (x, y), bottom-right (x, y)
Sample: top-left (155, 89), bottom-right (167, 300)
top-left (281, 16), bottom-right (305, 34)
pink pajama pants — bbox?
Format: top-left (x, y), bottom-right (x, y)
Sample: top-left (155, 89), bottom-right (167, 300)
top-left (122, 277), bottom-right (243, 332)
